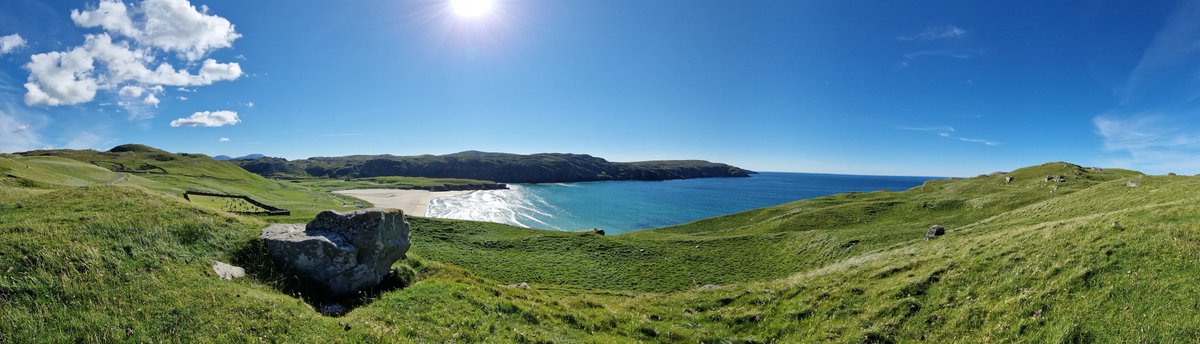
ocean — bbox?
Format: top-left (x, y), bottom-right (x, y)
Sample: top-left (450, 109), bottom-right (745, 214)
top-left (426, 172), bottom-right (937, 234)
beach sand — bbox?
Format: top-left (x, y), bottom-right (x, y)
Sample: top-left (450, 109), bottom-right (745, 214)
top-left (333, 189), bottom-right (471, 216)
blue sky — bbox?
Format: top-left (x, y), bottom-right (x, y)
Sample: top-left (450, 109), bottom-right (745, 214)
top-left (1, 0), bottom-right (1199, 176)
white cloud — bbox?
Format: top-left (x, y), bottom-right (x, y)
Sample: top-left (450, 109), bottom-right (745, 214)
top-left (23, 46), bottom-right (99, 106)
top-left (898, 25), bottom-right (967, 41)
top-left (24, 0), bottom-right (242, 110)
top-left (72, 0), bottom-right (240, 61)
top-left (246, 101), bottom-right (254, 107)
top-left (178, 96), bottom-right (187, 100)
top-left (119, 85), bottom-right (145, 97)
top-left (0, 34), bottom-right (26, 55)
top-left (218, 137), bottom-right (230, 142)
top-left (143, 93), bottom-right (159, 107)
top-left (170, 110), bottom-right (239, 127)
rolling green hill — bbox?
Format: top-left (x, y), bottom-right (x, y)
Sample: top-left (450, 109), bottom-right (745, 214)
top-left (2, 151), bottom-right (1196, 342)
top-left (236, 150), bottom-right (753, 183)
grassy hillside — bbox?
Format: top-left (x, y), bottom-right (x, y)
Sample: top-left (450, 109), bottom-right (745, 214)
top-left (12, 146), bottom-right (360, 222)
top-left (3, 153), bottom-right (1199, 342)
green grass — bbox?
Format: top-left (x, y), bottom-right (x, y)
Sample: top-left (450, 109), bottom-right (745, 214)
top-left (4, 153), bottom-right (1200, 342)
top-left (13, 148), bottom-right (359, 222)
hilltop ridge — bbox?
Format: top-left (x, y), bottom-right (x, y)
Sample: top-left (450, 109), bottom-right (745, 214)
top-left (235, 150), bottom-right (753, 183)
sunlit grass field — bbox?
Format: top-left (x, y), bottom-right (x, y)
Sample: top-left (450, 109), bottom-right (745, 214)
top-left (3, 148), bottom-right (1197, 342)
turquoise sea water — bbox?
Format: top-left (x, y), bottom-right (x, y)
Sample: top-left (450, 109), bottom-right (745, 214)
top-left (426, 172), bottom-right (937, 234)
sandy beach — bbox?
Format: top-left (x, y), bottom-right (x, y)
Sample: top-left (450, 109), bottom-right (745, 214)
top-left (333, 189), bottom-right (471, 216)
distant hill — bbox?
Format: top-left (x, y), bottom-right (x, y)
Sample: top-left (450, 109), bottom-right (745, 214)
top-left (235, 150), bottom-right (753, 183)
top-left (213, 153), bottom-right (266, 161)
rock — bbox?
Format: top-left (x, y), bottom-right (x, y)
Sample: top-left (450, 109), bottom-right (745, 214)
top-left (1045, 175), bottom-right (1055, 182)
top-left (261, 208), bottom-right (411, 297)
top-left (1005, 176), bottom-right (1014, 183)
top-left (575, 228), bottom-right (605, 236)
top-left (1126, 181), bottom-right (1140, 187)
top-left (1112, 221), bottom-right (1122, 229)
top-left (508, 282), bottom-right (530, 289)
top-left (925, 225), bottom-right (946, 240)
top-left (698, 284), bottom-right (721, 290)
top-left (212, 261), bottom-right (245, 280)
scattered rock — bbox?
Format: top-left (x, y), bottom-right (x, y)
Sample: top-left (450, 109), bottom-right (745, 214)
top-left (1005, 176), bottom-right (1014, 183)
top-left (1112, 221), bottom-right (1122, 229)
top-left (698, 284), bottom-right (721, 290)
top-left (575, 228), bottom-right (605, 236)
top-left (212, 261), bottom-right (245, 280)
top-left (841, 239), bottom-right (861, 248)
top-left (261, 208), bottom-right (411, 297)
top-left (508, 282), bottom-right (530, 289)
top-left (925, 225), bottom-right (946, 240)
top-left (1126, 181), bottom-right (1140, 187)
top-left (1056, 176), bottom-right (1068, 183)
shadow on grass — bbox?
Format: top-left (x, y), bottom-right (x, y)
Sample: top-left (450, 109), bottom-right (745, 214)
top-left (230, 238), bottom-right (416, 316)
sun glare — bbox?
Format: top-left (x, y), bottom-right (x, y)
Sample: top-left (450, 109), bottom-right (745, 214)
top-left (450, 0), bottom-right (495, 18)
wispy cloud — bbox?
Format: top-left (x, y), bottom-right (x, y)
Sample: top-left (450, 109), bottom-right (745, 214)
top-left (957, 137), bottom-right (1000, 146)
top-left (1092, 2), bottom-right (1200, 173)
top-left (903, 49), bottom-right (981, 60)
top-left (896, 25), bottom-right (981, 68)
top-left (899, 126), bottom-right (955, 133)
top-left (1121, 1), bottom-right (1200, 103)
top-left (1093, 114), bottom-right (1200, 172)
top-left (218, 137), bottom-right (230, 142)
top-left (897, 25), bottom-right (967, 41)
top-left (900, 125), bottom-right (999, 146)
top-left (0, 101), bottom-right (45, 152)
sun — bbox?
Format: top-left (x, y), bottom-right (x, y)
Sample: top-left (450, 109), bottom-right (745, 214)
top-left (449, 0), bottom-right (495, 18)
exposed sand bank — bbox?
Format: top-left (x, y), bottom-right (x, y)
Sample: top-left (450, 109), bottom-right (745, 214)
top-left (333, 189), bottom-right (471, 216)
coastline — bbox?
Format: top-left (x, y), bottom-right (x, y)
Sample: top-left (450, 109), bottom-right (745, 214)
top-left (333, 189), bottom-right (472, 216)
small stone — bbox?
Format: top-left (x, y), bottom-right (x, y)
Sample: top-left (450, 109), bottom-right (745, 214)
top-left (698, 284), bottom-right (721, 290)
top-left (1126, 181), bottom-right (1140, 187)
top-left (925, 225), bottom-right (946, 240)
top-left (508, 282), bottom-right (530, 289)
top-left (1112, 221), bottom-right (1122, 229)
top-left (211, 261), bottom-right (245, 281)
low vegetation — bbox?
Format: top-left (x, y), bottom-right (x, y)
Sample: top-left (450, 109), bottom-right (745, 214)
top-left (2, 146), bottom-right (1196, 342)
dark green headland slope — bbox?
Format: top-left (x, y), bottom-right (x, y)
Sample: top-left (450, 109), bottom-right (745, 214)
top-left (237, 150), bottom-right (753, 183)
top-left (6, 153), bottom-right (1200, 343)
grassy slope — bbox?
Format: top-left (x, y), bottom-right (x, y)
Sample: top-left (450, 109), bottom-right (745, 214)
top-left (12, 149), bottom-right (359, 222)
top-left (3, 157), bottom-right (1199, 342)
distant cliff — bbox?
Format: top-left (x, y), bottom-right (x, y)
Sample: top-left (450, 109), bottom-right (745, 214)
top-left (237, 151), bottom-right (753, 183)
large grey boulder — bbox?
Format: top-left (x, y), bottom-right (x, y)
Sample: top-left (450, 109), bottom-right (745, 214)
top-left (261, 208), bottom-right (411, 297)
